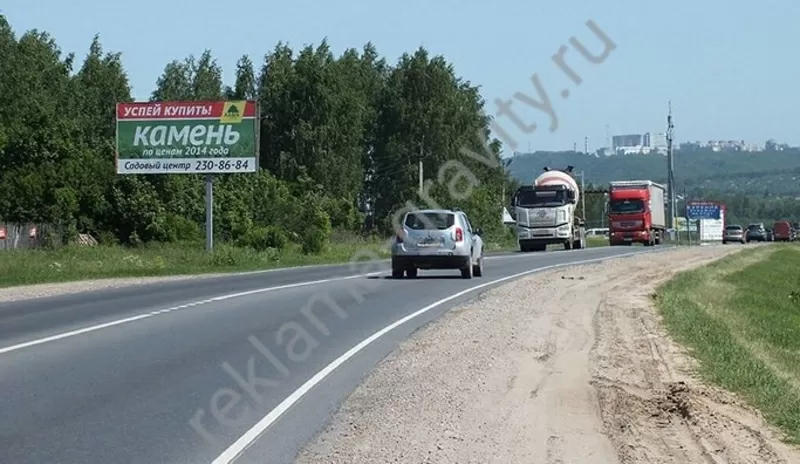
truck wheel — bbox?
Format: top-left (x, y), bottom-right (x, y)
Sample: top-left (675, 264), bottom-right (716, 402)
top-left (392, 269), bottom-right (404, 279)
top-left (564, 239), bottom-right (572, 251)
top-left (406, 267), bottom-right (418, 278)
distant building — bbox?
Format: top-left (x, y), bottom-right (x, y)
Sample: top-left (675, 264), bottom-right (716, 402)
top-left (650, 133), bottom-right (667, 150)
top-left (680, 140), bottom-right (766, 152)
top-left (611, 132), bottom-right (667, 155)
top-left (611, 134), bottom-right (642, 150)
top-left (598, 133), bottom-right (780, 156)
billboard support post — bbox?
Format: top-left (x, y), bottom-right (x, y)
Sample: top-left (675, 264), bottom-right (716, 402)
top-left (205, 175), bottom-right (213, 252)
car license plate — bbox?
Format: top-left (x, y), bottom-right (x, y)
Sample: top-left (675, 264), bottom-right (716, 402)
top-left (417, 237), bottom-right (441, 247)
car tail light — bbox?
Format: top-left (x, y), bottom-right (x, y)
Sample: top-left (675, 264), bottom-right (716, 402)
top-left (395, 229), bottom-right (404, 243)
top-left (454, 227), bottom-right (463, 242)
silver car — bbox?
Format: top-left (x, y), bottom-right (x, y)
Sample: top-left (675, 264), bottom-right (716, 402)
top-left (722, 224), bottom-right (745, 244)
top-left (391, 209), bottom-right (484, 279)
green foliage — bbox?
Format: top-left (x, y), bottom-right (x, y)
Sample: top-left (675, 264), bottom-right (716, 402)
top-left (164, 213), bottom-right (202, 242)
top-left (237, 225), bottom-right (288, 252)
top-left (299, 196), bottom-right (333, 254)
top-left (0, 17), bottom-right (516, 260)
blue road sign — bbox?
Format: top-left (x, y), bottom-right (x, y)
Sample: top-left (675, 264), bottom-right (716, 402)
top-left (686, 202), bottom-right (721, 220)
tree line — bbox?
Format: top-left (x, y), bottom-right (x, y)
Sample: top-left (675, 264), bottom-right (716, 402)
top-left (0, 16), bottom-right (516, 252)
top-left (510, 148), bottom-right (800, 197)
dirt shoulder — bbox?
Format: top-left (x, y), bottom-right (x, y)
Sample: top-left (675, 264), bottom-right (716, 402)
top-left (0, 274), bottom-right (226, 303)
top-left (296, 244), bottom-right (800, 464)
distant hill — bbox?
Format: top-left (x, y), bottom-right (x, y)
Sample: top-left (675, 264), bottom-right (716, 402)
top-left (508, 149), bottom-right (800, 197)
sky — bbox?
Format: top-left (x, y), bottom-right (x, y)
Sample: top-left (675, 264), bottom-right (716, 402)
top-left (3, 0), bottom-right (798, 153)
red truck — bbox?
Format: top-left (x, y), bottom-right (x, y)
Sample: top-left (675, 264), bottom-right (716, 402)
top-left (608, 180), bottom-right (667, 246)
top-left (772, 220), bottom-right (794, 241)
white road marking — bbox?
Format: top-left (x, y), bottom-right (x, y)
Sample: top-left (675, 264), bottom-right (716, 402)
top-left (0, 248), bottom-right (639, 357)
top-left (211, 250), bottom-right (648, 463)
top-left (0, 272), bottom-right (385, 355)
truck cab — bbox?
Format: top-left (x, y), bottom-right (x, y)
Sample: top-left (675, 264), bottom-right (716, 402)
top-left (511, 182), bottom-right (585, 252)
top-left (607, 180), bottom-right (666, 246)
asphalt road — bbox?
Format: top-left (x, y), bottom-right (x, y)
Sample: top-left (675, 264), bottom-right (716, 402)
top-left (0, 245), bottom-right (662, 464)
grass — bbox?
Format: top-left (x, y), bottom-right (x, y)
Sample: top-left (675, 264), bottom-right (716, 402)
top-left (587, 236), bottom-right (609, 247)
top-left (0, 230), bottom-right (529, 288)
top-left (656, 243), bottom-right (800, 443)
top-left (0, 235), bottom-right (393, 288)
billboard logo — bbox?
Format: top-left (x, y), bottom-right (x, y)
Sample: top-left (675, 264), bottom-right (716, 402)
top-left (220, 101), bottom-right (245, 124)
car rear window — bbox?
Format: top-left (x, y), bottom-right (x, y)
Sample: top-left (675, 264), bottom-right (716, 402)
top-left (404, 212), bottom-right (455, 230)
top-left (725, 225), bottom-right (741, 230)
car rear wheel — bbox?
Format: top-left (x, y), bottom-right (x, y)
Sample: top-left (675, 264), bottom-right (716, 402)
top-left (406, 267), bottom-right (418, 278)
top-left (473, 255), bottom-right (483, 277)
top-left (460, 262), bottom-right (473, 279)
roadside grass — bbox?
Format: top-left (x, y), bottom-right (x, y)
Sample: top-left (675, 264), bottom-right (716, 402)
top-left (587, 236), bottom-right (609, 247)
top-left (657, 244), bottom-right (800, 443)
top-left (0, 234), bottom-right (392, 288)
top-left (0, 231), bottom-right (523, 288)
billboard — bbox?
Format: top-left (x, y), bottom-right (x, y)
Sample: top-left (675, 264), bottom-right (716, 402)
top-left (674, 217), bottom-right (698, 232)
top-left (700, 216), bottom-right (725, 241)
top-left (686, 201), bottom-right (722, 220)
top-left (115, 100), bottom-right (258, 174)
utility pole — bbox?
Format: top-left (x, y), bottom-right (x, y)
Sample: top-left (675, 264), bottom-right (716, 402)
top-left (683, 186), bottom-right (690, 245)
top-left (666, 101), bottom-right (676, 234)
top-left (205, 175), bottom-right (213, 251)
top-left (580, 170), bottom-right (586, 222)
top-left (418, 160), bottom-right (423, 194)
top-left (418, 138), bottom-right (424, 195)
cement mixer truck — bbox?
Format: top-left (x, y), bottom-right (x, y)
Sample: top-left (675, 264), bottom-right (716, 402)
top-left (510, 166), bottom-right (586, 252)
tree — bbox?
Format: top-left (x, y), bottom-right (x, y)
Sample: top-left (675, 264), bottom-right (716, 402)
top-left (0, 18), bottom-right (518, 250)
top-left (509, 148), bottom-right (800, 197)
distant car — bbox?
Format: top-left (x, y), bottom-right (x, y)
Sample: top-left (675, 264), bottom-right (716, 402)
top-left (745, 223), bottom-right (766, 242)
top-left (722, 225), bottom-right (745, 244)
top-left (391, 209), bottom-right (484, 279)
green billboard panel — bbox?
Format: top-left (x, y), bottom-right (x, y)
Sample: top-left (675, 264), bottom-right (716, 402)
top-left (115, 100), bottom-right (258, 174)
